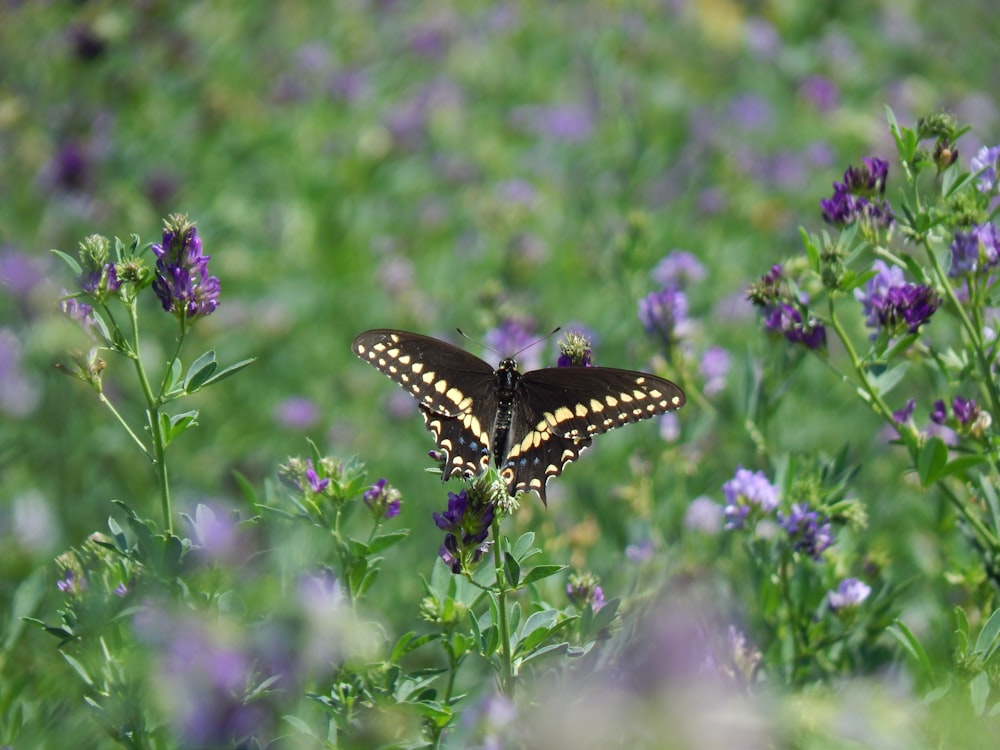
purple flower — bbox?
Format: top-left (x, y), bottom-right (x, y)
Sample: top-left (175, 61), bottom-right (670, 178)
top-left (697, 347), bottom-right (729, 397)
top-left (0, 328), bottom-right (40, 418)
top-left (798, 75), bottom-right (839, 112)
top-left (854, 260), bottom-right (940, 336)
top-left (893, 398), bottom-right (916, 424)
top-left (305, 459), bottom-right (330, 494)
top-left (763, 302), bottom-right (826, 349)
top-left (952, 396), bottom-right (979, 425)
top-left (651, 251), bottom-right (707, 289)
top-left (61, 296), bottom-right (97, 335)
top-left (722, 467), bottom-right (779, 529)
top-left (821, 157), bottom-right (894, 228)
top-left (625, 539), bottom-right (655, 563)
top-left (930, 399), bottom-right (948, 425)
top-left (433, 489), bottom-right (495, 574)
top-left (363, 478), bottom-right (402, 519)
top-left (80, 263), bottom-right (120, 299)
top-left (971, 145), bottom-right (1000, 192)
top-left (154, 618), bottom-right (268, 746)
top-left (510, 103), bottom-right (594, 142)
top-left (727, 94), bottom-right (774, 130)
top-left (949, 223), bottom-right (1000, 277)
top-left (828, 578), bottom-right (871, 612)
top-left (56, 568), bottom-right (86, 595)
top-left (778, 503), bottom-right (834, 560)
top-left (151, 215), bottom-right (220, 321)
top-left (273, 397), bottom-right (320, 430)
top-left (638, 287), bottom-right (688, 347)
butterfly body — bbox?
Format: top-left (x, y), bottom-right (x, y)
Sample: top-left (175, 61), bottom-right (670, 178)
top-left (352, 329), bottom-right (685, 504)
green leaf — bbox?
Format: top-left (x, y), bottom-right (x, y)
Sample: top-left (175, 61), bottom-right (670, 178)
top-left (517, 609), bottom-right (560, 653)
top-left (974, 608), bottom-right (1000, 662)
top-left (162, 357), bottom-right (183, 397)
top-left (865, 363), bottom-right (909, 398)
top-left (199, 357), bottom-right (257, 388)
top-left (184, 350), bottom-right (218, 393)
top-left (887, 619), bottom-right (934, 683)
top-left (160, 410), bottom-right (199, 447)
top-left (61, 653), bottom-right (94, 687)
top-left (970, 672), bottom-right (990, 716)
top-left (510, 532), bottom-right (536, 560)
top-left (51, 248), bottom-right (82, 275)
top-left (282, 715), bottom-right (318, 739)
top-left (916, 436), bottom-right (948, 487)
top-left (367, 530), bottom-right (409, 555)
top-left (939, 454), bottom-right (989, 481)
top-left (799, 227), bottom-right (820, 272)
top-left (232, 469), bottom-right (259, 507)
top-left (503, 552), bottom-right (520, 588)
top-left (521, 564), bottom-right (566, 587)
top-left (518, 641), bottom-right (570, 668)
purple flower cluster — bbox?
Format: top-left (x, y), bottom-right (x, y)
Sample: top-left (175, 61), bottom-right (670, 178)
top-left (778, 503), bottom-right (834, 560)
top-left (433, 489), bottom-right (495, 574)
top-left (151, 216), bottom-right (220, 321)
top-left (854, 260), bottom-right (940, 336)
top-left (971, 145), bottom-right (1000, 192)
top-left (363, 478), bottom-right (402, 519)
top-left (638, 286), bottom-right (688, 347)
top-left (639, 250), bottom-right (704, 352)
top-left (722, 467), bottom-right (779, 529)
top-left (821, 156), bottom-right (894, 228)
top-left (949, 223), bottom-right (1000, 277)
top-left (931, 395), bottom-right (989, 436)
top-left (763, 302), bottom-right (827, 349)
top-left (748, 264), bottom-right (827, 350)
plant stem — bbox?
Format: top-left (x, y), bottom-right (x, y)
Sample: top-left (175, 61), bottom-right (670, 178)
top-left (491, 516), bottom-right (515, 697)
top-left (127, 302), bottom-right (173, 532)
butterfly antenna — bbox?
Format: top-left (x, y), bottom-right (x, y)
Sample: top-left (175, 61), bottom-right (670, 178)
top-left (457, 326), bottom-right (561, 357)
top-left (513, 326), bottom-right (561, 358)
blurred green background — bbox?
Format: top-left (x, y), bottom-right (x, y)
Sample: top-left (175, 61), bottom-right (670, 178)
top-left (2, 0), bottom-right (999, 670)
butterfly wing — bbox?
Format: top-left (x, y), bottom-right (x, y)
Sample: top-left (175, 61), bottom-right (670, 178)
top-left (352, 329), bottom-right (499, 480)
top-left (500, 366), bottom-right (686, 501)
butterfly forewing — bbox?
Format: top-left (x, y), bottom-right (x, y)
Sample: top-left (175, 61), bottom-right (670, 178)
top-left (500, 367), bottom-right (686, 500)
top-left (352, 329), bottom-right (498, 479)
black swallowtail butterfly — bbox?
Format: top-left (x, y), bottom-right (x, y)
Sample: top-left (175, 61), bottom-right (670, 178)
top-left (352, 329), bottom-right (686, 504)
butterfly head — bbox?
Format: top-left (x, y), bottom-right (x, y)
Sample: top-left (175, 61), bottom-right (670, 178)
top-left (497, 356), bottom-right (519, 373)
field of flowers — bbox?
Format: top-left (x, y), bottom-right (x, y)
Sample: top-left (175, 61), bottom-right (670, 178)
top-left (3, 2), bottom-right (1000, 748)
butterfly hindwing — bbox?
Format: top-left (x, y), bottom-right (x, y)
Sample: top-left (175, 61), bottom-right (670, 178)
top-left (352, 329), bottom-right (498, 478)
top-left (500, 367), bottom-right (686, 500)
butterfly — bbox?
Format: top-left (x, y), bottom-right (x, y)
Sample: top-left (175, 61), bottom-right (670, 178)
top-left (352, 329), bottom-right (686, 504)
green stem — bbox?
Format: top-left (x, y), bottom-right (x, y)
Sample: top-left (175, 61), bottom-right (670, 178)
top-left (127, 302), bottom-right (173, 532)
top-left (97, 392), bottom-right (151, 459)
top-left (491, 516), bottom-right (515, 698)
top-left (921, 239), bottom-right (1000, 419)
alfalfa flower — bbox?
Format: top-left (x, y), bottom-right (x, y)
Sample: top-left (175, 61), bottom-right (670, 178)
top-left (854, 260), bottom-right (940, 337)
top-left (151, 214), bottom-right (220, 322)
top-left (433, 488), bottom-right (494, 574)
